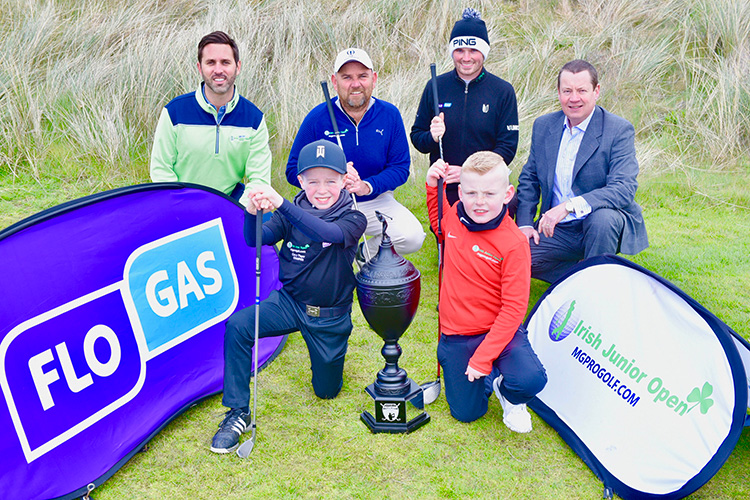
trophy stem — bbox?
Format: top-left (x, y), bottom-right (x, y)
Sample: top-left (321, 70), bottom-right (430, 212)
top-left (374, 339), bottom-right (410, 396)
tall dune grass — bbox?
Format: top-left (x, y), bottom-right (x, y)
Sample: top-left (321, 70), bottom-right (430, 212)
top-left (0, 0), bottom-right (748, 189)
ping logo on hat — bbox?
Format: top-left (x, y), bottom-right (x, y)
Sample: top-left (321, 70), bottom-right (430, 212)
top-left (448, 8), bottom-right (490, 60)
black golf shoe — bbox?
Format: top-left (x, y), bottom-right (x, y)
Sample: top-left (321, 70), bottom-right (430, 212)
top-left (210, 408), bottom-right (252, 453)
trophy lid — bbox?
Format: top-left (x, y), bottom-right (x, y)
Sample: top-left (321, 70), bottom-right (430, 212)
top-left (355, 212), bottom-right (420, 287)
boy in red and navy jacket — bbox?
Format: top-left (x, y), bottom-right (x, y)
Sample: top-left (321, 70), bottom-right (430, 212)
top-left (426, 151), bottom-right (546, 431)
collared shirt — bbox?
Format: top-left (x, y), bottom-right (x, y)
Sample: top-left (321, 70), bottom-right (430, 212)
top-left (554, 111), bottom-right (594, 222)
top-left (201, 84), bottom-right (229, 124)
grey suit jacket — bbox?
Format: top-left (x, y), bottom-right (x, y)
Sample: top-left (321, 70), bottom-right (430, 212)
top-left (516, 106), bottom-right (648, 254)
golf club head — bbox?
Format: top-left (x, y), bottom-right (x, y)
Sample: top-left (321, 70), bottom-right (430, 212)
top-left (420, 380), bottom-right (441, 406)
top-left (236, 427), bottom-right (256, 458)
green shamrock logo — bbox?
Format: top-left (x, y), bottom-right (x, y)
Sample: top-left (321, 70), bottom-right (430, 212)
top-left (686, 382), bottom-right (714, 415)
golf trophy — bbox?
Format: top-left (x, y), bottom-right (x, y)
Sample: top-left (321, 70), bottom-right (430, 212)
top-left (356, 212), bottom-right (430, 433)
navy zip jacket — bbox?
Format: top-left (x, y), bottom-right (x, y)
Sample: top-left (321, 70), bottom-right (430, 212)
top-left (244, 190), bottom-right (366, 308)
top-left (411, 68), bottom-right (519, 201)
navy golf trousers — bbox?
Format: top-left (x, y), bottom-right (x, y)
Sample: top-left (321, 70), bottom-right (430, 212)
top-left (530, 209), bottom-right (626, 284)
top-left (437, 326), bottom-right (547, 423)
top-left (222, 288), bottom-right (352, 408)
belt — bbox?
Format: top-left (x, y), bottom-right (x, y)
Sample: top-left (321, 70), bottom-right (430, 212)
top-left (305, 303), bottom-right (352, 318)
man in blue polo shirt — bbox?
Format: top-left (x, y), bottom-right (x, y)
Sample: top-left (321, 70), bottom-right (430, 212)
top-left (285, 48), bottom-right (424, 261)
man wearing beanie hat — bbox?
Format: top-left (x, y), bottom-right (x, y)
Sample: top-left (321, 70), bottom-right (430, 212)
top-left (411, 8), bottom-right (519, 207)
top-left (286, 48), bottom-right (425, 263)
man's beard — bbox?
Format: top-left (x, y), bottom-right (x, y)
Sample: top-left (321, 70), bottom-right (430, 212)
top-left (205, 74), bottom-right (236, 96)
top-left (345, 95), bottom-right (367, 110)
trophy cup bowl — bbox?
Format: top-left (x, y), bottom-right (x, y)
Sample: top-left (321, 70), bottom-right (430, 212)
top-left (356, 212), bottom-right (429, 433)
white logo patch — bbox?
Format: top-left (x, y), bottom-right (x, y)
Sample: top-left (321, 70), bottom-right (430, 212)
top-left (316, 145), bottom-right (325, 158)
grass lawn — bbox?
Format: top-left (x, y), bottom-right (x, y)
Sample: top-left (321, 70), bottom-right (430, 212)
top-left (3, 166), bottom-right (737, 499)
top-left (2, 0), bottom-right (749, 497)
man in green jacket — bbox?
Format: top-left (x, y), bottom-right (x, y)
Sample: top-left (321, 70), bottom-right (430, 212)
top-left (150, 31), bottom-right (271, 204)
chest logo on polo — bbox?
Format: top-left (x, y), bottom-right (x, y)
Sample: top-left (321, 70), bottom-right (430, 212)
top-left (482, 104), bottom-right (489, 113)
top-left (287, 241), bottom-right (309, 262)
top-left (324, 128), bottom-right (349, 138)
top-left (472, 244), bottom-right (502, 264)
top-left (229, 134), bottom-right (252, 142)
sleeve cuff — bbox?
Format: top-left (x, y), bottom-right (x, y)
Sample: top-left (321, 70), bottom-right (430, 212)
top-left (571, 196), bottom-right (592, 217)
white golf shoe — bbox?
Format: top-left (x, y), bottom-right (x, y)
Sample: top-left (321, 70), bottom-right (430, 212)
top-left (493, 376), bottom-right (532, 433)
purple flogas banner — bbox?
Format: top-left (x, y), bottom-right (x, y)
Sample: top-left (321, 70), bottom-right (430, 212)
top-left (0, 184), bottom-right (284, 499)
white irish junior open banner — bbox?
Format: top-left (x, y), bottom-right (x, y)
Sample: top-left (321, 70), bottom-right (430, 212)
top-left (527, 255), bottom-right (749, 499)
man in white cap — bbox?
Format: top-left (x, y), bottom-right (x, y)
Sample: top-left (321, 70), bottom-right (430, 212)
top-left (285, 48), bottom-right (425, 262)
top-left (411, 8), bottom-right (519, 207)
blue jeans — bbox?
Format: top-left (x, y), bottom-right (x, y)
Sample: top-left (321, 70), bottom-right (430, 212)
top-left (437, 326), bottom-right (547, 423)
top-left (222, 288), bottom-right (352, 407)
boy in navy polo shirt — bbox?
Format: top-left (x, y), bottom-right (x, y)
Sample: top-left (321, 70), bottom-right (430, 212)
top-left (211, 140), bottom-right (367, 453)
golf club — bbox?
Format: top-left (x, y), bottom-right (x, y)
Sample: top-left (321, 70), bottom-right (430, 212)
top-left (237, 209), bottom-right (263, 458)
top-left (320, 80), bottom-right (372, 264)
top-left (420, 63), bottom-right (444, 406)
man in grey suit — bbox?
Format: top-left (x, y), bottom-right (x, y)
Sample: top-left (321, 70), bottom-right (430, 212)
top-left (516, 59), bottom-right (648, 283)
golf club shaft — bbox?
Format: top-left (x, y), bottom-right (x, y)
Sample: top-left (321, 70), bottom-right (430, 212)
top-left (431, 63), bottom-right (443, 383)
top-left (237, 211), bottom-right (263, 458)
top-left (430, 63), bottom-right (445, 162)
top-left (320, 80), bottom-right (372, 262)
top-left (252, 209), bottom-right (262, 433)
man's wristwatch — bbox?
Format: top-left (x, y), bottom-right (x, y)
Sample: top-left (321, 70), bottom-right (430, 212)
top-left (565, 199), bottom-right (574, 214)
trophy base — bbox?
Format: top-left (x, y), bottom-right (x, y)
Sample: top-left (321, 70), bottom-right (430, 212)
top-left (360, 379), bottom-right (430, 434)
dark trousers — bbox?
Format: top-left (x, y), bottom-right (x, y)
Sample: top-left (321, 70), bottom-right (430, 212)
top-left (437, 326), bottom-right (547, 423)
top-left (530, 208), bottom-right (626, 283)
top-left (229, 182), bottom-right (245, 201)
top-left (222, 288), bottom-right (352, 408)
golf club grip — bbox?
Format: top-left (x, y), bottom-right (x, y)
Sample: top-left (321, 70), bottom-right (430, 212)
top-left (256, 209), bottom-right (262, 274)
top-left (430, 63), bottom-right (446, 162)
top-left (320, 81), bottom-right (342, 141)
top-left (430, 63), bottom-right (439, 117)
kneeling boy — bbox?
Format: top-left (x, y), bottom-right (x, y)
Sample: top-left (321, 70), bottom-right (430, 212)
top-left (212, 140), bottom-right (367, 453)
top-left (426, 151), bottom-right (547, 431)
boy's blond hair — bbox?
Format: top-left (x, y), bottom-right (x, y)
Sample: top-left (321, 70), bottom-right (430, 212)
top-left (462, 151), bottom-right (510, 180)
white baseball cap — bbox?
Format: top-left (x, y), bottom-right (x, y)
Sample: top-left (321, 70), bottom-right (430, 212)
top-left (333, 48), bottom-right (374, 73)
